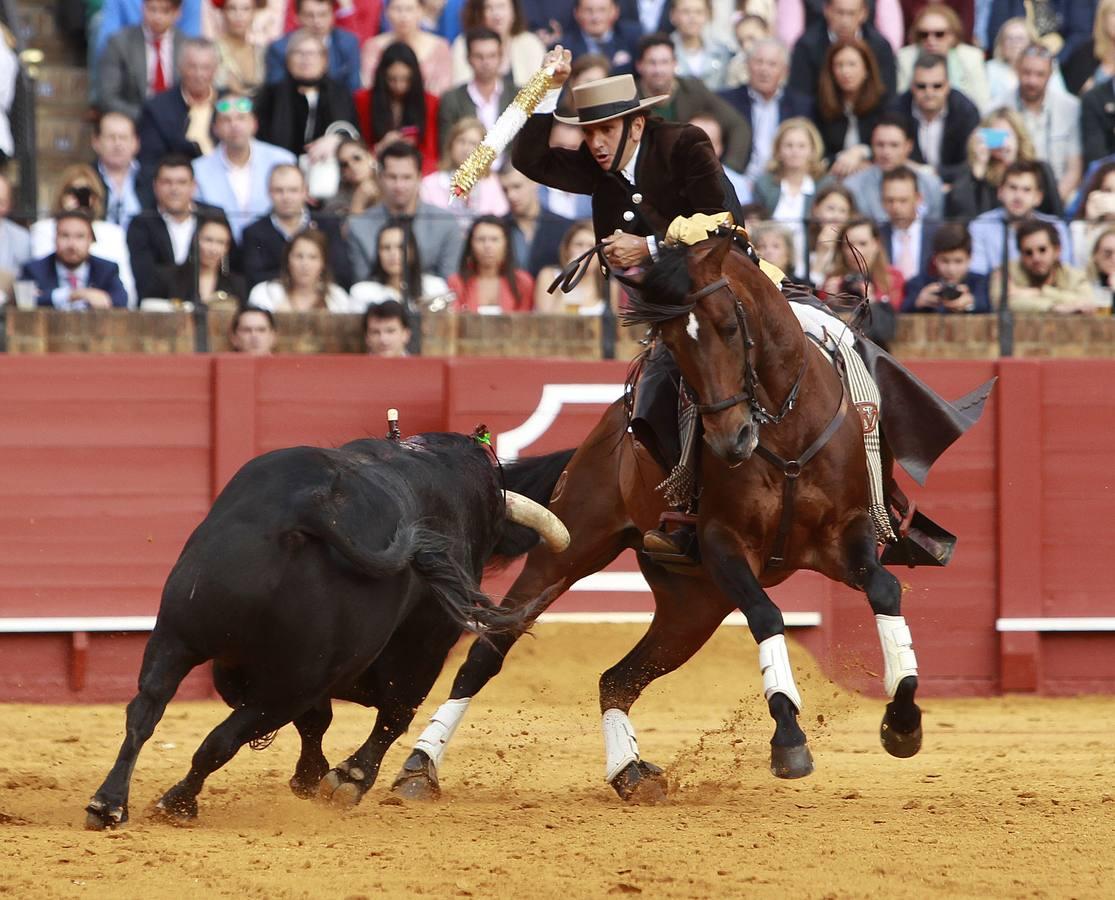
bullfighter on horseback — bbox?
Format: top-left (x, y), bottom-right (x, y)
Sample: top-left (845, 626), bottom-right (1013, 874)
top-left (392, 47), bottom-right (994, 800)
top-left (515, 47), bottom-right (938, 560)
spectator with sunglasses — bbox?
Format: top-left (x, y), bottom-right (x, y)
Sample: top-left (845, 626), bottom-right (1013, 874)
top-left (896, 3), bottom-right (989, 112)
top-left (322, 137), bottom-right (381, 218)
top-left (891, 52), bottom-right (980, 185)
top-left (989, 219), bottom-right (1095, 314)
top-left (191, 91), bottom-right (297, 241)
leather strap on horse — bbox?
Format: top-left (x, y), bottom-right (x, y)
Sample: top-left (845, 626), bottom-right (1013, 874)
top-left (754, 384), bottom-right (849, 569)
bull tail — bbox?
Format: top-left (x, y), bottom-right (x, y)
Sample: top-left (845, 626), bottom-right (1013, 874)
top-left (302, 480), bottom-right (526, 636)
top-left (500, 448), bottom-right (576, 508)
top-left (409, 532), bottom-right (529, 637)
top-left (301, 475), bottom-right (423, 579)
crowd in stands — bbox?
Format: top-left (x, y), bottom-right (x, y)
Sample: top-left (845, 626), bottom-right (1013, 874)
top-left (2, 0), bottom-right (1115, 357)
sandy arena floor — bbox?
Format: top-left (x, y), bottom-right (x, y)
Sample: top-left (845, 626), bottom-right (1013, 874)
top-left (0, 623), bottom-right (1113, 899)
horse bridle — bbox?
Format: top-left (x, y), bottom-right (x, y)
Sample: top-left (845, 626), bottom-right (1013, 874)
top-left (684, 276), bottom-right (808, 426)
top-left (549, 241), bottom-right (810, 428)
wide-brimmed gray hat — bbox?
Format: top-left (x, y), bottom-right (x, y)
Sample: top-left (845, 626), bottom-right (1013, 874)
top-left (553, 74), bottom-right (668, 126)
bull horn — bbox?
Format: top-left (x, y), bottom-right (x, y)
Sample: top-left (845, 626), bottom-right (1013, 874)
top-left (503, 491), bottom-right (570, 552)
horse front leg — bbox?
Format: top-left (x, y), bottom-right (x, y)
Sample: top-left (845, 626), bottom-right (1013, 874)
top-left (702, 525), bottom-right (814, 779)
top-left (847, 526), bottom-right (922, 758)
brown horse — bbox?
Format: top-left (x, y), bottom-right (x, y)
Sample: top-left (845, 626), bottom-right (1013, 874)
top-left (392, 233), bottom-right (923, 802)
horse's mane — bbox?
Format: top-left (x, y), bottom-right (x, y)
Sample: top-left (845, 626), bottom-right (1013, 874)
top-left (619, 243), bottom-right (697, 327)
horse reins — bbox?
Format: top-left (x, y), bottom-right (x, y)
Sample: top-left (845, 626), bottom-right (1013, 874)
top-left (684, 276), bottom-right (808, 424)
top-left (683, 273), bottom-right (849, 569)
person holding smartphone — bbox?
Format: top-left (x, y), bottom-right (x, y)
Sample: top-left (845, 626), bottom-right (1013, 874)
top-left (354, 40), bottom-right (440, 173)
top-left (902, 222), bottom-right (990, 313)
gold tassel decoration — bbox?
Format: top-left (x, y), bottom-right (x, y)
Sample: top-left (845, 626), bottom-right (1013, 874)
top-left (450, 65), bottom-right (556, 201)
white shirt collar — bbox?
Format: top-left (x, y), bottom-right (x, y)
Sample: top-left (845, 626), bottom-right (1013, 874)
top-left (218, 141), bottom-right (253, 170)
top-left (620, 141), bottom-right (641, 185)
top-left (912, 104), bottom-right (944, 125)
top-left (748, 85), bottom-right (783, 106)
top-left (56, 259), bottom-right (90, 282)
top-left (780, 174), bottom-right (816, 196)
top-left (271, 209), bottom-right (311, 239)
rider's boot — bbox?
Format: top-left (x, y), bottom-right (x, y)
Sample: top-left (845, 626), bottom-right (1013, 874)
top-left (642, 509), bottom-right (700, 562)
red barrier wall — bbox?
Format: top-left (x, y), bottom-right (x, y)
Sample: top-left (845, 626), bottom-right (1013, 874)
top-left (0, 355), bottom-right (1111, 702)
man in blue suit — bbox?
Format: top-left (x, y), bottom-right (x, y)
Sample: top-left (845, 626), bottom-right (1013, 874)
top-left (561, 0), bottom-right (642, 74)
top-left (265, 0), bottom-right (361, 91)
top-left (20, 211), bottom-right (129, 309)
top-left (718, 38), bottom-right (814, 182)
top-left (136, 38), bottom-right (220, 205)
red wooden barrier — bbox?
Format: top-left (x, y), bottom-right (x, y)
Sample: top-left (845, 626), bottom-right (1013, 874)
top-left (0, 355), bottom-right (1111, 702)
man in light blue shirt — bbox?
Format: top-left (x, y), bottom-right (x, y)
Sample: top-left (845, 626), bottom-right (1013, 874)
top-left (844, 113), bottom-right (945, 223)
top-left (968, 159), bottom-right (1072, 276)
top-left (191, 93), bottom-right (297, 242)
top-left (93, 112), bottom-right (143, 232)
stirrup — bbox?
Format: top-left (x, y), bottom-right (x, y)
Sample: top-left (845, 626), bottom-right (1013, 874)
top-left (642, 514), bottom-right (700, 568)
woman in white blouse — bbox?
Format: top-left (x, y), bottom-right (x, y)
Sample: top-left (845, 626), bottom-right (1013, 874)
top-left (247, 229), bottom-right (350, 312)
top-left (348, 220), bottom-right (451, 312)
top-left (751, 118), bottom-right (833, 275)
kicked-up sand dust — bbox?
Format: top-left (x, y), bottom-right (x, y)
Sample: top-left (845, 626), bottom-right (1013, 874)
top-left (0, 623), bottom-right (1113, 899)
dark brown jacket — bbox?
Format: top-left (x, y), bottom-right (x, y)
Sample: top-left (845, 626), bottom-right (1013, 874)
top-left (512, 114), bottom-right (741, 245)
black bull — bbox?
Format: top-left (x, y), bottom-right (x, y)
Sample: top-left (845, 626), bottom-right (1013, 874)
top-left (85, 432), bottom-right (571, 829)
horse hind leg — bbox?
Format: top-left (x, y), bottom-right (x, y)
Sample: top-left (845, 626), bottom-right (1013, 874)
top-left (849, 528), bottom-right (922, 758)
top-left (85, 632), bottom-right (202, 830)
top-left (393, 530), bottom-right (631, 799)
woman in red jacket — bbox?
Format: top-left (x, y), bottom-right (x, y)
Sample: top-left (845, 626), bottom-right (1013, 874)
top-left (448, 216), bottom-right (534, 313)
top-left (353, 40), bottom-right (439, 174)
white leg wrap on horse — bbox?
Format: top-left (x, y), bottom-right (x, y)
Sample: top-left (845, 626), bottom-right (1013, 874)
top-left (602, 708), bottom-right (640, 783)
top-left (758, 634), bottom-right (803, 713)
top-left (875, 614), bottom-right (919, 697)
top-left (413, 698), bottom-right (471, 768)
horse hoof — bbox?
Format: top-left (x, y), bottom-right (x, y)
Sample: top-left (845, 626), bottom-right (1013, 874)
top-left (390, 751), bottom-right (441, 801)
top-left (770, 743), bottom-right (814, 779)
top-left (317, 763), bottom-right (372, 808)
top-left (84, 799), bottom-right (126, 831)
top-left (611, 761), bottom-right (668, 804)
top-left (316, 770), bottom-right (342, 801)
top-left (880, 721), bottom-right (923, 758)
top-left (328, 781), bottom-right (361, 809)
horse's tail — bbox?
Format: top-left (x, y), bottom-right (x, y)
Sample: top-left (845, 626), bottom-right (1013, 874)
top-left (499, 448), bottom-right (576, 508)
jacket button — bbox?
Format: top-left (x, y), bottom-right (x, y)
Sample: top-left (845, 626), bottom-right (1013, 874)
top-left (632, 192), bottom-right (643, 204)
top-left (623, 210), bottom-right (635, 222)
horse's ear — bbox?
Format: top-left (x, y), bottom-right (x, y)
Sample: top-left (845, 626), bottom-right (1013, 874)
top-left (689, 233), bottom-right (733, 271)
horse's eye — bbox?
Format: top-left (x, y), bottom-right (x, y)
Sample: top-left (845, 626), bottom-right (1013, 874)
top-left (720, 321), bottom-right (740, 340)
